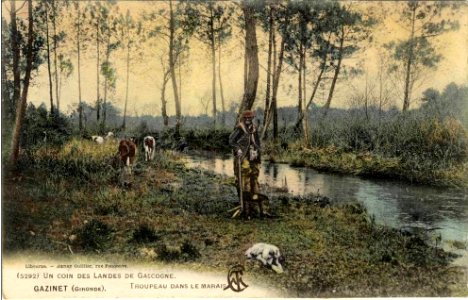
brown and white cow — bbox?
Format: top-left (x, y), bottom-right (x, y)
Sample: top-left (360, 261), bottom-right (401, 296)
top-left (143, 136), bottom-right (156, 161)
top-left (119, 139), bottom-right (137, 167)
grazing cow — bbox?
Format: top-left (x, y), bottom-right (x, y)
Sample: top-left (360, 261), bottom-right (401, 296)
top-left (92, 135), bottom-right (105, 144)
top-left (119, 139), bottom-right (137, 167)
top-left (143, 136), bottom-right (156, 161)
top-left (245, 243), bottom-right (284, 274)
top-left (105, 132), bottom-right (114, 140)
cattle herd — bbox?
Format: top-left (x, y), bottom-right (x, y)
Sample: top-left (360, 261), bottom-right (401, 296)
top-left (90, 132), bottom-right (157, 169)
top-left (88, 132), bottom-right (285, 273)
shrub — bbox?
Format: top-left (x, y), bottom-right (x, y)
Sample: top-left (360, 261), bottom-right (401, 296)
top-left (21, 103), bottom-right (72, 148)
top-left (132, 224), bottom-right (159, 243)
top-left (76, 219), bottom-right (114, 252)
top-left (180, 240), bottom-right (201, 261)
top-left (156, 244), bottom-right (181, 261)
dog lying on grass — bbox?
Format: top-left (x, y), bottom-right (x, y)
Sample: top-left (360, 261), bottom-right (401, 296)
top-left (245, 243), bottom-right (284, 274)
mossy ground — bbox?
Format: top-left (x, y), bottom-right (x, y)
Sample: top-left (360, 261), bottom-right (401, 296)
top-left (2, 139), bottom-right (467, 297)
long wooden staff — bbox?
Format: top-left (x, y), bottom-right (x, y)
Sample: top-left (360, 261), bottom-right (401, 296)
top-left (238, 155), bottom-right (244, 215)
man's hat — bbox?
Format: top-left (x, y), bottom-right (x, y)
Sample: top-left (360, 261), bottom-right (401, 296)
top-left (242, 110), bottom-right (255, 118)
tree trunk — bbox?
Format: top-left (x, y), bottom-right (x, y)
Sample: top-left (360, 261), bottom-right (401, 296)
top-left (11, 0), bottom-right (34, 165)
top-left (77, 9), bottom-right (83, 131)
top-left (306, 67), bottom-right (325, 110)
top-left (218, 40), bottom-right (226, 126)
top-left (45, 7), bottom-right (54, 114)
top-left (379, 57), bottom-right (383, 116)
top-left (52, 0), bottom-right (60, 112)
top-left (1, 26), bottom-right (11, 119)
top-left (169, 0), bottom-right (181, 131)
top-left (102, 39), bottom-right (110, 129)
top-left (243, 34), bottom-right (248, 95)
top-left (263, 31), bottom-right (285, 142)
top-left (210, 7), bottom-right (217, 125)
top-left (122, 44), bottom-right (130, 130)
top-left (272, 28), bottom-right (279, 142)
top-left (302, 49), bottom-right (310, 146)
top-left (263, 6), bottom-right (274, 130)
top-left (295, 42), bottom-right (303, 131)
top-left (161, 68), bottom-right (170, 127)
top-left (96, 21), bottom-right (100, 121)
top-left (178, 55), bottom-right (182, 116)
top-left (403, 6), bottom-right (416, 112)
top-left (10, 0), bottom-right (21, 113)
top-left (305, 34), bottom-right (331, 111)
top-left (324, 28), bottom-right (345, 112)
top-left (239, 3), bottom-right (259, 114)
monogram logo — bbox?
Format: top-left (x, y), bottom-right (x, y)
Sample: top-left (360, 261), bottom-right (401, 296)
top-left (224, 264), bottom-right (248, 292)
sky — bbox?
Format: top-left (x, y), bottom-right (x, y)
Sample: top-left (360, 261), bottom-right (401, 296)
top-left (4, 1), bottom-right (468, 117)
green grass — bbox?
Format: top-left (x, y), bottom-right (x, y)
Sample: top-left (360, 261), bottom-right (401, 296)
top-left (2, 139), bottom-right (467, 297)
top-left (264, 144), bottom-right (468, 188)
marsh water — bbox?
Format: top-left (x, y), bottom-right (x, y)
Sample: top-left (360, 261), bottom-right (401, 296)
top-left (183, 154), bottom-right (468, 265)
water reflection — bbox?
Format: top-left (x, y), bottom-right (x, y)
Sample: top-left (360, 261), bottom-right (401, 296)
top-left (184, 155), bottom-right (468, 257)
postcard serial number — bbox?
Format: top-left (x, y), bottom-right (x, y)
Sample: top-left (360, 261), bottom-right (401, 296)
top-left (17, 273), bottom-right (39, 279)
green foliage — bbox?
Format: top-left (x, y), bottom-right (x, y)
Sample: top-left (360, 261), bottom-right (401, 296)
top-left (182, 128), bottom-right (231, 152)
top-left (19, 138), bottom-right (120, 184)
top-left (76, 219), bottom-right (114, 252)
top-left (180, 240), bottom-right (201, 261)
top-left (132, 224), bottom-right (160, 244)
top-left (2, 138), bottom-right (466, 295)
top-left (155, 244), bottom-right (181, 262)
top-left (21, 103), bottom-right (72, 149)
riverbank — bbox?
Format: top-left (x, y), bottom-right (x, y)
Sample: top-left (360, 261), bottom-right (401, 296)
top-left (3, 139), bottom-right (467, 297)
top-left (263, 144), bottom-right (468, 188)
top-left (159, 127), bottom-right (467, 188)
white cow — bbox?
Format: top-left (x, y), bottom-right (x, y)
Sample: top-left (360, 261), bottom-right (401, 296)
top-left (245, 243), bottom-right (284, 273)
top-left (143, 136), bottom-right (156, 161)
top-left (91, 135), bottom-right (105, 144)
top-left (105, 131), bottom-right (114, 140)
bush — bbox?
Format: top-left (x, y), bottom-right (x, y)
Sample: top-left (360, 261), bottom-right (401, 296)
top-left (156, 244), bottom-right (181, 261)
top-left (21, 103), bottom-right (72, 149)
top-left (76, 219), bottom-right (114, 252)
top-left (132, 224), bottom-right (159, 243)
top-left (180, 240), bottom-right (201, 261)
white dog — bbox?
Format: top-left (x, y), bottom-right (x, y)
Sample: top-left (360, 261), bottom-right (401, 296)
top-left (245, 243), bottom-right (284, 273)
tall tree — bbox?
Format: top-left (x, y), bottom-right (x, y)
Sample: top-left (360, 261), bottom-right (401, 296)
top-left (283, 1), bottom-right (317, 144)
top-left (169, 0), bottom-right (181, 131)
top-left (11, 0), bottom-right (34, 164)
top-left (239, 1), bottom-right (259, 114)
top-left (35, 1), bottom-right (54, 113)
top-left (258, 2), bottom-right (275, 136)
top-left (57, 54), bottom-right (73, 107)
top-left (88, 2), bottom-right (107, 123)
top-left (386, 1), bottom-right (459, 111)
top-left (143, 2), bottom-right (193, 129)
top-left (10, 0), bottom-right (21, 115)
top-left (322, 3), bottom-right (376, 112)
top-left (185, 1), bottom-right (234, 126)
top-left (100, 5), bottom-right (120, 129)
top-left (1, 17), bottom-right (13, 119)
top-left (116, 9), bottom-right (143, 130)
top-left (69, 2), bottom-right (90, 132)
top-left (261, 2), bottom-right (292, 141)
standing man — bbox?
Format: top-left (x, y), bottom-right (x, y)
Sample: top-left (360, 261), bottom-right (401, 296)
top-left (229, 110), bottom-right (261, 201)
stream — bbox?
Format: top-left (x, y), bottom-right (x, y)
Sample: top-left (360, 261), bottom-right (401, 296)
top-left (183, 154), bottom-right (468, 266)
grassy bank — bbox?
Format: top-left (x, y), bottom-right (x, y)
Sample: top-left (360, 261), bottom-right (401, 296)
top-left (2, 139), bottom-right (467, 297)
top-left (264, 144), bottom-right (468, 188)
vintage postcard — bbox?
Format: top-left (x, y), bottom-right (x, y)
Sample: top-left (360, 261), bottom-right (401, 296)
top-left (2, 0), bottom-right (467, 298)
